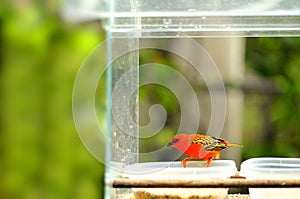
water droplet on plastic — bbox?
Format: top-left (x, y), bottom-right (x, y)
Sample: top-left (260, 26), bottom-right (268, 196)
top-left (188, 8), bottom-right (197, 12)
top-left (162, 18), bottom-right (172, 25)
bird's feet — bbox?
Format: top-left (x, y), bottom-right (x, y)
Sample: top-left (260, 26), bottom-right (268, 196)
top-left (181, 158), bottom-right (190, 168)
top-left (205, 158), bottom-right (213, 167)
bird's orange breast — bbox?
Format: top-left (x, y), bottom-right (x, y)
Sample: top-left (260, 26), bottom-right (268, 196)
top-left (183, 143), bottom-right (218, 160)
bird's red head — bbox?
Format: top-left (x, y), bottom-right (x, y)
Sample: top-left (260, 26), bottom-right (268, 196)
top-left (167, 134), bottom-right (192, 152)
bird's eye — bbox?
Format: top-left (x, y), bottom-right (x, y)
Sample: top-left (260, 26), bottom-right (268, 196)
top-left (172, 138), bottom-right (179, 143)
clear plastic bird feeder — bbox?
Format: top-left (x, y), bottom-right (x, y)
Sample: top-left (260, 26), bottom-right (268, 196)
top-left (67, 0), bottom-right (300, 198)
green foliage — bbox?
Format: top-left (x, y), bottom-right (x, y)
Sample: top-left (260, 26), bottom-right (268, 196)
top-left (244, 38), bottom-right (300, 159)
top-left (0, 2), bottom-right (104, 199)
top-left (139, 48), bottom-right (181, 161)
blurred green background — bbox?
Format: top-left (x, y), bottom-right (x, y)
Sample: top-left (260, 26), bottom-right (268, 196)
top-left (1, 1), bottom-right (300, 199)
top-left (244, 38), bottom-right (300, 158)
top-left (1, 1), bottom-right (105, 199)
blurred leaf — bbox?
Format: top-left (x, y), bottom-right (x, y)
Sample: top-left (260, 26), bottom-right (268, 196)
top-left (0, 2), bottom-right (104, 199)
top-left (244, 37), bottom-right (300, 159)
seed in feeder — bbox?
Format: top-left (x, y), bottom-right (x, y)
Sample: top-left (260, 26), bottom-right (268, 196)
top-left (133, 188), bottom-right (228, 199)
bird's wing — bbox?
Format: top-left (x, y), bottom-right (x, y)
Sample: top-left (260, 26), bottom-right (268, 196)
top-left (191, 135), bottom-right (227, 151)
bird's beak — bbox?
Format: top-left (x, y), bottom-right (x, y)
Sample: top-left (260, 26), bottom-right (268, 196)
top-left (167, 142), bottom-right (173, 146)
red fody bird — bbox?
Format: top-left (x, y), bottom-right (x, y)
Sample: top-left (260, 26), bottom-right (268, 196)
top-left (168, 134), bottom-right (241, 168)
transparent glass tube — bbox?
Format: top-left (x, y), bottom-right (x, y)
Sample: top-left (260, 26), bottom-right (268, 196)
top-left (105, 4), bottom-right (140, 197)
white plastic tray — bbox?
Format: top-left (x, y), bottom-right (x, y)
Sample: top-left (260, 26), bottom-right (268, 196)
top-left (124, 160), bottom-right (237, 179)
top-left (240, 157), bottom-right (300, 199)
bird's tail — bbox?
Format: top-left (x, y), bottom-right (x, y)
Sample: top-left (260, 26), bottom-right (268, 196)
top-left (226, 143), bottom-right (243, 148)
